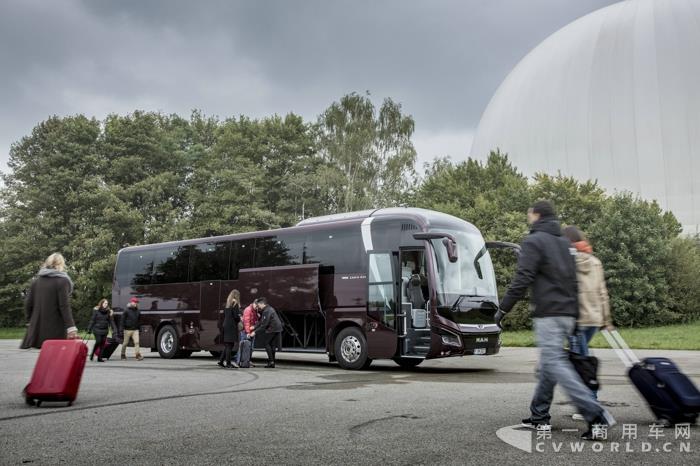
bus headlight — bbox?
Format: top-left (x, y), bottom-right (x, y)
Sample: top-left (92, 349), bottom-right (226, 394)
top-left (441, 333), bottom-right (461, 347)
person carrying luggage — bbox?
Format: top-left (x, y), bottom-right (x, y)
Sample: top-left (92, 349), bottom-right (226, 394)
top-left (20, 252), bottom-right (78, 349)
top-left (218, 290), bottom-right (241, 369)
top-left (494, 200), bottom-right (616, 440)
top-left (250, 297), bottom-right (282, 368)
top-left (120, 297), bottom-right (143, 361)
top-left (87, 299), bottom-right (117, 362)
top-left (563, 226), bottom-right (613, 407)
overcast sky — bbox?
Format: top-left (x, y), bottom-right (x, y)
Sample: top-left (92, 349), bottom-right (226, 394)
top-left (0, 0), bottom-right (619, 174)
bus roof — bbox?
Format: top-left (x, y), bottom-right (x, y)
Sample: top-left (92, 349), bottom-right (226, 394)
top-left (297, 207), bottom-right (477, 231)
top-left (118, 207), bottom-right (478, 253)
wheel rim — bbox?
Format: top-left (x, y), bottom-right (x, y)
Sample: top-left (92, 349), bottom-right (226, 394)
top-left (161, 330), bottom-right (174, 354)
top-left (340, 335), bottom-right (362, 363)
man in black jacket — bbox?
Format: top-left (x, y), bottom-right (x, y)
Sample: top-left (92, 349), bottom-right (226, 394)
top-left (250, 297), bottom-right (283, 368)
top-left (495, 201), bottom-right (615, 440)
top-left (120, 298), bottom-right (143, 361)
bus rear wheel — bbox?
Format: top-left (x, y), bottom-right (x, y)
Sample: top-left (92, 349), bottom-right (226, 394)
top-left (157, 325), bottom-right (179, 359)
top-left (335, 327), bottom-right (369, 370)
top-left (393, 357), bottom-right (423, 369)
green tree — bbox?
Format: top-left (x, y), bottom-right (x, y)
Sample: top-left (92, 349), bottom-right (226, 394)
top-left (318, 92), bottom-right (417, 212)
top-left (0, 115), bottom-right (125, 325)
top-left (588, 193), bottom-right (681, 327)
top-left (530, 173), bottom-right (606, 232)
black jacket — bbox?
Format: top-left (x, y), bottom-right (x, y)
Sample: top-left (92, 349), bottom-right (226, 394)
top-left (500, 217), bottom-right (579, 318)
top-left (254, 305), bottom-right (283, 334)
top-left (88, 308), bottom-right (116, 336)
top-left (120, 306), bottom-right (140, 331)
top-left (221, 304), bottom-right (241, 344)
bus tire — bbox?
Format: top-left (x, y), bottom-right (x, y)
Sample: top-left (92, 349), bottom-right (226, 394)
top-left (393, 357), bottom-right (423, 369)
top-left (157, 325), bottom-right (179, 359)
top-left (334, 327), bottom-right (369, 370)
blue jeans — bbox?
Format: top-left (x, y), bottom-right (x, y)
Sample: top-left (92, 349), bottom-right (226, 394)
top-left (530, 317), bottom-right (607, 423)
top-left (569, 326), bottom-right (598, 356)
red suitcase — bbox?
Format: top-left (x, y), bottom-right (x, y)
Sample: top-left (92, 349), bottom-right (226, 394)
top-left (24, 339), bottom-right (88, 407)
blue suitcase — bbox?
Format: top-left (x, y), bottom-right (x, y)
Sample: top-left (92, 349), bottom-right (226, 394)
top-left (238, 338), bottom-right (252, 368)
top-left (603, 330), bottom-right (700, 426)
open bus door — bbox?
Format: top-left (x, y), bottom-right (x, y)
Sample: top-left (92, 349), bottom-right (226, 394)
top-left (366, 251), bottom-right (399, 359)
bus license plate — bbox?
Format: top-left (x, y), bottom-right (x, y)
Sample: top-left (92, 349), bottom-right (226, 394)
top-left (473, 348), bottom-right (487, 355)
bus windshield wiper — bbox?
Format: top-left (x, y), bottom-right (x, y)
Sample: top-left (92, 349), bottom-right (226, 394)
top-left (450, 295), bottom-right (498, 311)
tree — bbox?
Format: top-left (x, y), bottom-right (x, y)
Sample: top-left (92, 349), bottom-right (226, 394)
top-left (0, 115), bottom-right (120, 324)
top-left (588, 193), bottom-right (681, 327)
top-left (530, 173), bottom-right (606, 232)
top-left (318, 92), bottom-right (417, 212)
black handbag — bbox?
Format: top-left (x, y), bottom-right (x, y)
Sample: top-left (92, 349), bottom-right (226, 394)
top-left (569, 352), bottom-right (601, 391)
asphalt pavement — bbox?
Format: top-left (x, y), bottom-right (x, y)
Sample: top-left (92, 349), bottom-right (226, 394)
top-left (0, 340), bottom-right (698, 465)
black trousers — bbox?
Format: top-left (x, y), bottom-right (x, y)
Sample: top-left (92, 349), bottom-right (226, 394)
top-left (218, 343), bottom-right (237, 365)
top-left (256, 332), bottom-right (281, 362)
top-left (92, 333), bottom-right (106, 358)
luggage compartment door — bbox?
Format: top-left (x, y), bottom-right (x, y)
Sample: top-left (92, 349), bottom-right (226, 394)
top-left (199, 281), bottom-right (222, 349)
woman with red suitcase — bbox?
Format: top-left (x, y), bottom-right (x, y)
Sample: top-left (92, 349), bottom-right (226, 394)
top-left (20, 252), bottom-right (78, 349)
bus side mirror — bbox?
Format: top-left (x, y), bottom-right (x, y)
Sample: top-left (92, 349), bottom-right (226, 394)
top-left (413, 232), bottom-right (459, 263)
top-left (442, 238), bottom-right (458, 263)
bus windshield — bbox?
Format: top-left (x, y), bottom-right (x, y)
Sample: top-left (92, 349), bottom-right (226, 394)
top-left (430, 230), bottom-right (497, 306)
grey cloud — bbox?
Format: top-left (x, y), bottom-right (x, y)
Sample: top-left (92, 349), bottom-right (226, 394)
top-left (0, 0), bottom-right (619, 173)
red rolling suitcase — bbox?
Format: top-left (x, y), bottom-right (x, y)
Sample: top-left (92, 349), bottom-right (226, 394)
top-left (23, 339), bottom-right (88, 407)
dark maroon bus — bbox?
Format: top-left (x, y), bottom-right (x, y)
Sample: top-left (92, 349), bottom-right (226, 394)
top-left (112, 207), bottom-right (514, 369)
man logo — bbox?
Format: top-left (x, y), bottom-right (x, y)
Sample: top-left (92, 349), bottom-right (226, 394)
top-left (496, 425), bottom-right (533, 453)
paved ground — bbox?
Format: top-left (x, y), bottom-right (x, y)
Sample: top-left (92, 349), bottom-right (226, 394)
top-left (0, 340), bottom-right (698, 465)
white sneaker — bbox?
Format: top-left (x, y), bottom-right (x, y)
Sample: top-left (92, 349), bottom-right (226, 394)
top-left (572, 413), bottom-right (585, 421)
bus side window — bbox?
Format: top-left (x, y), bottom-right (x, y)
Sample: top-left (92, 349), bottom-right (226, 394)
top-left (230, 239), bottom-right (255, 279)
top-left (152, 246), bottom-right (189, 284)
top-left (304, 227), bottom-right (364, 274)
top-left (190, 242), bottom-right (231, 281)
top-left (116, 250), bottom-right (154, 287)
top-left (254, 235), bottom-right (304, 267)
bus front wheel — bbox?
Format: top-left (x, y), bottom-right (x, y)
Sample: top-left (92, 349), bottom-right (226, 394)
top-left (157, 325), bottom-right (179, 359)
top-left (335, 327), bottom-right (369, 370)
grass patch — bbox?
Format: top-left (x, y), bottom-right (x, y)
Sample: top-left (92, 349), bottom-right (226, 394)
top-left (0, 327), bottom-right (28, 339)
top-left (0, 327), bottom-right (95, 340)
top-left (501, 321), bottom-right (700, 350)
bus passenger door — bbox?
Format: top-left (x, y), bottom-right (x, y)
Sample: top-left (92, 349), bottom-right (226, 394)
top-left (366, 251), bottom-right (399, 359)
top-left (200, 281), bottom-right (223, 350)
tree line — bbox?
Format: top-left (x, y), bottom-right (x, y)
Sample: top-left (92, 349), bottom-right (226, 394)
top-left (1, 92), bottom-right (698, 329)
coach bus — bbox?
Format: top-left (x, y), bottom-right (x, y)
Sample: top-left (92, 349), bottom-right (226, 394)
top-left (112, 207), bottom-right (518, 369)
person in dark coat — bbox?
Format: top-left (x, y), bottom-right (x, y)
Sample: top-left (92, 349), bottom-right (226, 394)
top-left (88, 299), bottom-right (117, 362)
top-left (20, 253), bottom-right (78, 349)
top-left (218, 289), bottom-right (241, 369)
top-left (120, 297), bottom-right (143, 361)
top-left (494, 200), bottom-right (615, 440)
top-left (250, 297), bottom-right (283, 368)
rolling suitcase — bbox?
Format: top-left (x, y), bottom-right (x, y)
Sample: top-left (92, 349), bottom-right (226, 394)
top-left (238, 338), bottom-right (252, 368)
top-left (602, 329), bottom-right (699, 426)
top-left (23, 339), bottom-right (88, 407)
top-left (99, 337), bottom-right (120, 360)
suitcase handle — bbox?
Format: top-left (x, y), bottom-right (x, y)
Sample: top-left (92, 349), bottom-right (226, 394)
top-left (601, 329), bottom-right (640, 368)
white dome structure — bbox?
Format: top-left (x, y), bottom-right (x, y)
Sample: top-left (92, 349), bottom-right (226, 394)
top-left (470, 0), bottom-right (700, 233)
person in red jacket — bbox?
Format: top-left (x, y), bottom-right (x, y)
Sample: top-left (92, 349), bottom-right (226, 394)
top-left (235, 302), bottom-right (258, 366)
